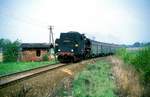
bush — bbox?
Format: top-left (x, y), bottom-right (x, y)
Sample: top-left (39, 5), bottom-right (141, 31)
top-left (42, 54), bottom-right (49, 61)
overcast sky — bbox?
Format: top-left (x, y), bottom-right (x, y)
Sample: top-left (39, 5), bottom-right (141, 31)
top-left (0, 0), bottom-right (149, 44)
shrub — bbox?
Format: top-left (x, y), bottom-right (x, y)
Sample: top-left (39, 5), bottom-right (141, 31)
top-left (42, 54), bottom-right (49, 61)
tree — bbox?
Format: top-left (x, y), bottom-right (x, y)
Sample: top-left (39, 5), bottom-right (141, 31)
top-left (145, 42), bottom-right (150, 46)
top-left (0, 39), bottom-right (11, 48)
top-left (0, 39), bottom-right (20, 62)
top-left (133, 42), bottom-right (141, 47)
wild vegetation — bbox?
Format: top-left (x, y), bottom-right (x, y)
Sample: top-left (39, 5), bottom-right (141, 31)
top-left (117, 47), bottom-right (150, 96)
top-left (72, 60), bottom-right (116, 97)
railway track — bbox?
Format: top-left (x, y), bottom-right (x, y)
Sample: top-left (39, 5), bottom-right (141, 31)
top-left (0, 57), bottom-right (106, 89)
top-left (0, 57), bottom-right (104, 97)
top-left (0, 62), bottom-right (70, 88)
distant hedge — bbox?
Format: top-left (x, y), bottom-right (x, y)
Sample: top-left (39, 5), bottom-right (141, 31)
top-left (0, 39), bottom-right (20, 62)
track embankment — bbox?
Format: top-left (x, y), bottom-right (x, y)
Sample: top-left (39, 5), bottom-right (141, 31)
top-left (52, 56), bottom-right (143, 97)
top-left (108, 56), bottom-right (143, 97)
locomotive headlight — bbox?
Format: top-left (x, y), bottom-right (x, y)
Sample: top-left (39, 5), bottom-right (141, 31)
top-left (71, 49), bottom-right (74, 52)
top-left (75, 44), bottom-right (79, 47)
top-left (58, 49), bottom-right (61, 51)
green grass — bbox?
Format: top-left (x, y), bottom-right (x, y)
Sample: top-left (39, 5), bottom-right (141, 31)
top-left (72, 61), bottom-right (117, 97)
top-left (116, 47), bottom-right (150, 80)
top-left (0, 60), bottom-right (57, 76)
top-left (116, 48), bottom-right (138, 64)
top-left (116, 47), bottom-right (150, 96)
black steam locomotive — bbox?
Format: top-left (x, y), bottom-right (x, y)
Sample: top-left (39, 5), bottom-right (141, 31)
top-left (55, 31), bottom-right (118, 62)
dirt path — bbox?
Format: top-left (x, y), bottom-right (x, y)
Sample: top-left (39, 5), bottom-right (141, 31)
top-left (108, 56), bottom-right (143, 97)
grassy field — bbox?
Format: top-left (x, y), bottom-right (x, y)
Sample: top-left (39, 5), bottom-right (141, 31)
top-left (117, 47), bottom-right (150, 96)
top-left (0, 60), bottom-right (57, 76)
top-left (72, 60), bottom-right (116, 97)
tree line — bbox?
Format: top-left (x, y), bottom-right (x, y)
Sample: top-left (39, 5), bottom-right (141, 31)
top-left (121, 42), bottom-right (150, 48)
top-left (132, 42), bottom-right (150, 47)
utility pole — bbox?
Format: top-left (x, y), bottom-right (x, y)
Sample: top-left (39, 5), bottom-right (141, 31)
top-left (48, 25), bottom-right (56, 60)
top-left (49, 25), bottom-right (54, 48)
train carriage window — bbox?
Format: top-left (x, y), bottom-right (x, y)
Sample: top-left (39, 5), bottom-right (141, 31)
top-left (36, 50), bottom-right (41, 57)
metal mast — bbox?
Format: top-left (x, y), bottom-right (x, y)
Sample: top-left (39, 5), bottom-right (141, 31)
top-left (49, 25), bottom-right (54, 55)
top-left (49, 26), bottom-right (54, 46)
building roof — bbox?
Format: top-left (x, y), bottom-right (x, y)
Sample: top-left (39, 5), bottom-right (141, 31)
top-left (21, 43), bottom-right (51, 50)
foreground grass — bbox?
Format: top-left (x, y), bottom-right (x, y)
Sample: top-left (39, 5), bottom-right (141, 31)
top-left (72, 60), bottom-right (116, 97)
top-left (117, 47), bottom-right (150, 96)
top-left (0, 60), bottom-right (57, 76)
top-left (117, 47), bottom-right (150, 82)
